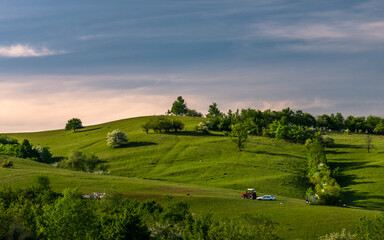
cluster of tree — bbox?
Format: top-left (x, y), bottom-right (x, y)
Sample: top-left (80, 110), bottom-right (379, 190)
top-left (107, 129), bottom-right (128, 148)
top-left (0, 136), bottom-right (53, 163)
top-left (167, 96), bottom-right (203, 117)
top-left (305, 140), bottom-right (341, 205)
top-left (204, 102), bottom-right (384, 135)
top-left (57, 151), bottom-right (108, 174)
top-left (0, 176), bottom-right (281, 240)
top-left (142, 117), bottom-right (185, 134)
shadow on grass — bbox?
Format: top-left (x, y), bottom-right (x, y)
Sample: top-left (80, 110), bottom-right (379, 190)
top-left (328, 143), bottom-right (362, 149)
top-left (325, 150), bottom-right (348, 155)
top-left (117, 141), bottom-right (158, 148)
top-left (329, 161), bottom-right (382, 172)
top-left (75, 127), bottom-right (102, 133)
top-left (342, 189), bottom-right (384, 210)
top-left (164, 131), bottom-right (223, 137)
top-left (245, 150), bottom-right (306, 159)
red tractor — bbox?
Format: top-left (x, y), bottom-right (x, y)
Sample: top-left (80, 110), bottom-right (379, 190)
top-left (241, 188), bottom-right (257, 199)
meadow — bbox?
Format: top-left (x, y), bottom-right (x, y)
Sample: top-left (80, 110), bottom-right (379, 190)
top-left (2, 116), bottom-right (384, 239)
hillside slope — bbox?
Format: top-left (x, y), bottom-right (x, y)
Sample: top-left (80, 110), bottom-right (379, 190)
top-left (0, 155), bottom-right (380, 239)
top-left (5, 116), bottom-right (384, 210)
top-left (8, 116), bottom-right (309, 199)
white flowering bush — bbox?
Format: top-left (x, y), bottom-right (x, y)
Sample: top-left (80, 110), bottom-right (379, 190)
top-left (107, 129), bottom-right (128, 148)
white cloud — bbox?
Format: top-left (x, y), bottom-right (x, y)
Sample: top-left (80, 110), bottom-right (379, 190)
top-left (0, 44), bottom-right (60, 58)
top-left (249, 20), bottom-right (384, 52)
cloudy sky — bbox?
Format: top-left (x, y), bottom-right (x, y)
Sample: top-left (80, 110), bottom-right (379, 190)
top-left (1, 0), bottom-right (384, 132)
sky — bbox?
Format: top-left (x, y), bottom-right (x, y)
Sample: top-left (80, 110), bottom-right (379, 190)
top-left (1, 0), bottom-right (384, 132)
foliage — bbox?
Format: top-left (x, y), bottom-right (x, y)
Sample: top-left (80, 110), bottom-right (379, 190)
top-left (319, 229), bottom-right (355, 240)
top-left (168, 96), bottom-right (188, 116)
top-left (206, 102), bottom-right (222, 119)
top-left (230, 122), bottom-right (248, 151)
top-left (65, 118), bottom-right (84, 132)
top-left (0, 137), bottom-right (53, 163)
top-left (0, 135), bottom-right (19, 145)
top-left (142, 117), bottom-right (184, 133)
top-left (374, 120), bottom-right (384, 134)
top-left (59, 151), bottom-right (107, 173)
top-left (185, 109), bottom-right (203, 117)
top-left (38, 188), bottom-right (98, 240)
top-left (107, 129), bottom-right (128, 148)
top-left (355, 213), bottom-right (384, 240)
top-left (305, 140), bottom-right (341, 205)
top-left (195, 122), bottom-right (210, 134)
top-left (0, 179), bottom-right (281, 240)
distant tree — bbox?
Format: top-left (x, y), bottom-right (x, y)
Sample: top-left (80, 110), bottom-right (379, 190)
top-left (185, 109), bottom-right (203, 117)
top-left (171, 120), bottom-right (185, 132)
top-left (141, 121), bottom-right (152, 134)
top-left (65, 118), bottom-right (84, 132)
top-left (230, 122), bottom-right (248, 151)
top-left (206, 102), bottom-right (222, 119)
top-left (168, 96), bottom-right (188, 116)
top-left (366, 135), bottom-right (372, 153)
top-left (107, 129), bottom-right (128, 148)
top-left (374, 120), bottom-right (384, 135)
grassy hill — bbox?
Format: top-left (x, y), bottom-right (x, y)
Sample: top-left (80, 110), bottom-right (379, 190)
top-left (2, 115), bottom-right (384, 238)
top-left (0, 154), bottom-right (380, 239)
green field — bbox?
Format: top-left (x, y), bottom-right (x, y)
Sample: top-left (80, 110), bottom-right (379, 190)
top-left (2, 116), bottom-right (384, 239)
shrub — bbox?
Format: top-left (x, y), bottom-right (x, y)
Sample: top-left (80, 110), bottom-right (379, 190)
top-left (107, 129), bottom-right (128, 148)
top-left (196, 122), bottom-right (210, 134)
top-left (59, 151), bottom-right (107, 173)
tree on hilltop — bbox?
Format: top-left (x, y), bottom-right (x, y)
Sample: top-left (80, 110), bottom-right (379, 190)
top-left (65, 118), bottom-right (84, 132)
top-left (168, 96), bottom-right (188, 116)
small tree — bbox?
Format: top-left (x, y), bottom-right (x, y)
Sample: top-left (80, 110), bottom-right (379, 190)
top-left (230, 123), bottom-right (248, 151)
top-left (206, 102), bottom-right (222, 119)
top-left (107, 129), bottom-right (128, 148)
top-left (65, 118), bottom-right (84, 132)
top-left (168, 96), bottom-right (188, 116)
top-left (366, 135), bottom-right (372, 153)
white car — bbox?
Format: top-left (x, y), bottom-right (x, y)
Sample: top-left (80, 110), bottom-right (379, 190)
top-left (257, 195), bottom-right (276, 201)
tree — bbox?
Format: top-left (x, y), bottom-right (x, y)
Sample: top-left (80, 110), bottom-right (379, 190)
top-left (366, 135), bottom-right (372, 153)
top-left (37, 188), bottom-right (98, 240)
top-left (65, 118), bottom-right (83, 132)
top-left (206, 102), bottom-right (222, 119)
top-left (374, 120), bottom-right (384, 135)
top-left (230, 123), bottom-right (248, 151)
top-left (107, 129), bottom-right (128, 148)
top-left (168, 96), bottom-right (188, 116)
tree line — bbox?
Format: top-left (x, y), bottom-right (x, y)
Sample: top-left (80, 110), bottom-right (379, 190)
top-left (0, 136), bottom-right (53, 163)
top-left (168, 96), bottom-right (384, 135)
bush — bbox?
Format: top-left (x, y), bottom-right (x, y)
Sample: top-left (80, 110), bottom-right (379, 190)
top-left (59, 151), bottom-right (107, 173)
top-left (107, 129), bottom-right (128, 148)
top-left (195, 122), bottom-right (210, 134)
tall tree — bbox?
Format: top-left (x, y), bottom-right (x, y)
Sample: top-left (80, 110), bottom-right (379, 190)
top-left (168, 96), bottom-right (188, 116)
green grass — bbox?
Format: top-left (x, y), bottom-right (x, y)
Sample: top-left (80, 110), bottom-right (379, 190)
top-left (0, 155), bottom-right (380, 240)
top-left (2, 116), bottom-right (384, 238)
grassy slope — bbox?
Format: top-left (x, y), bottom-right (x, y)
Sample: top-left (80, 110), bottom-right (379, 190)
top-left (327, 133), bottom-right (384, 210)
top-left (7, 116), bottom-right (309, 199)
top-left (2, 116), bottom-right (384, 238)
top-left (0, 155), bottom-right (380, 240)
